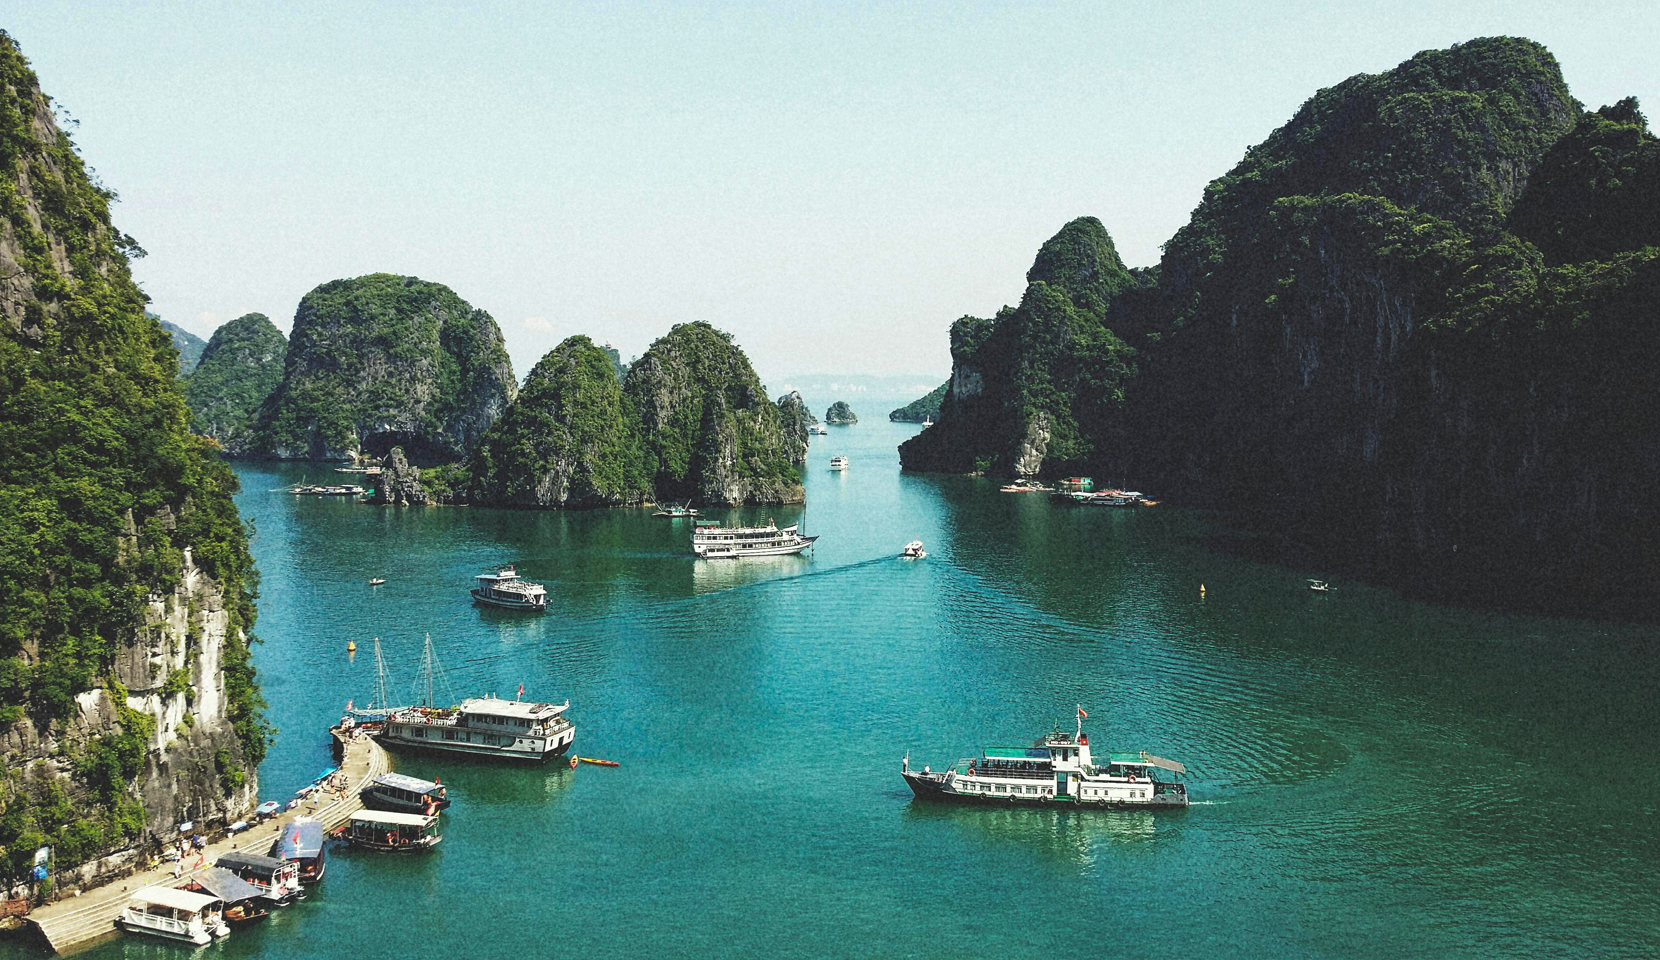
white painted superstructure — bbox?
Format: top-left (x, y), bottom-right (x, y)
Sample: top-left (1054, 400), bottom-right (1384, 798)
top-left (380, 695), bottom-right (576, 763)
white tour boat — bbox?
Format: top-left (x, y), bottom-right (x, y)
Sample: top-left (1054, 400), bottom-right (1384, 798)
top-left (344, 810), bottom-right (443, 852)
top-left (901, 540), bottom-right (927, 559)
top-left (691, 519), bottom-right (818, 559)
top-left (902, 709), bottom-right (1189, 809)
top-left (829, 456), bottom-right (849, 471)
top-left (470, 565), bottom-right (547, 611)
top-left (380, 695), bottom-right (576, 763)
top-left (118, 887), bottom-right (230, 945)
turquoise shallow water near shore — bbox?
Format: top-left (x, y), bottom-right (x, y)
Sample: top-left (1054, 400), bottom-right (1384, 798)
top-left (11, 421), bottom-right (1660, 958)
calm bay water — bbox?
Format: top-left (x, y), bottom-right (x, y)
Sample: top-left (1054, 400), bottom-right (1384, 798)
top-left (19, 421), bottom-right (1660, 958)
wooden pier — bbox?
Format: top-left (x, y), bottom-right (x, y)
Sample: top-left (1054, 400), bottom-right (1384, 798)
top-left (26, 729), bottom-right (389, 954)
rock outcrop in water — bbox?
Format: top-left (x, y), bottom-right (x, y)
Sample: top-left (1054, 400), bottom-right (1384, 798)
top-left (902, 37), bottom-right (1660, 617)
top-left (824, 401), bottom-right (858, 425)
top-left (252, 274), bottom-right (516, 462)
top-left (624, 322), bottom-right (804, 505)
top-left (889, 382), bottom-right (947, 422)
top-left (370, 446), bottom-right (429, 506)
top-left (466, 336), bottom-right (651, 508)
top-left (184, 313), bottom-right (287, 455)
top-left (0, 31), bottom-right (263, 888)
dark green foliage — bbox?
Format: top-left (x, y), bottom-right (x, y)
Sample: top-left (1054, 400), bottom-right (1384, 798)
top-left (466, 336), bottom-right (652, 506)
top-left (623, 322), bottom-right (802, 502)
top-left (602, 343), bottom-right (628, 381)
top-left (0, 31), bottom-right (265, 870)
top-left (156, 317), bottom-right (206, 373)
top-left (184, 312), bottom-right (287, 452)
top-left (1509, 99), bottom-right (1660, 264)
top-left (254, 274), bottom-right (515, 461)
top-left (825, 401), bottom-right (858, 424)
top-left (1025, 217), bottom-right (1135, 317)
top-left (889, 382), bottom-right (948, 422)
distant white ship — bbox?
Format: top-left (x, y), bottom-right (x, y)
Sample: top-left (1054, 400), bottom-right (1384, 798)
top-left (829, 456), bottom-right (848, 471)
top-left (470, 565), bottom-right (547, 611)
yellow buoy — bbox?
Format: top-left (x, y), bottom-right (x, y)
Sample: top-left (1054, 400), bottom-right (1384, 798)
top-left (1199, 584), bottom-right (1207, 598)
top-left (347, 639), bottom-right (357, 654)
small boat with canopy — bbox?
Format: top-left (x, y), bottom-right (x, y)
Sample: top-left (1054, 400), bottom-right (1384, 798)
top-left (343, 810), bottom-right (443, 851)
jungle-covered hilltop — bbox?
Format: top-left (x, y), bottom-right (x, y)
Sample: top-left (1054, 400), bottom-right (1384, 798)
top-left (900, 37), bottom-right (1660, 618)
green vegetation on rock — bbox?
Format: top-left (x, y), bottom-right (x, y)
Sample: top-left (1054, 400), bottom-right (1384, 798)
top-left (253, 274), bottom-right (516, 462)
top-left (156, 317), bottom-right (206, 374)
top-left (889, 382), bottom-right (947, 422)
top-left (624, 322), bottom-right (804, 505)
top-left (0, 31), bottom-right (264, 878)
top-left (466, 336), bottom-right (651, 507)
top-left (184, 313), bottom-right (287, 454)
top-left (903, 37), bottom-right (1660, 616)
top-left (824, 401), bottom-right (858, 425)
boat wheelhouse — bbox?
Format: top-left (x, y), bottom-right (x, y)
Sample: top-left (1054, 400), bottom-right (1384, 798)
top-left (361, 772), bottom-right (450, 815)
top-left (344, 811), bottom-right (443, 851)
top-left (269, 818), bottom-right (327, 883)
top-left (691, 520), bottom-right (818, 559)
top-left (117, 887), bottom-right (229, 945)
top-left (470, 565), bottom-right (548, 611)
top-left (902, 711), bottom-right (1189, 809)
top-left (216, 851), bottom-right (304, 905)
top-left (185, 867), bottom-right (273, 926)
top-left (380, 695), bottom-right (576, 763)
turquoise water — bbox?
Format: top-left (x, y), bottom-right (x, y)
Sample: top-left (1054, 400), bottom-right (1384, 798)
top-left (16, 421), bottom-right (1660, 958)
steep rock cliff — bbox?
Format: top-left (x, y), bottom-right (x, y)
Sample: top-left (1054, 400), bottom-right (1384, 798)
top-left (774, 391), bottom-right (812, 464)
top-left (184, 313), bottom-right (287, 455)
top-left (899, 217), bottom-right (1138, 476)
top-left (253, 274), bottom-right (516, 462)
top-left (369, 447), bottom-right (429, 506)
top-left (466, 336), bottom-right (651, 508)
top-left (624, 322), bottom-right (803, 505)
top-left (824, 401), bottom-right (858, 425)
top-left (158, 318), bottom-right (206, 374)
top-left (0, 31), bottom-right (264, 887)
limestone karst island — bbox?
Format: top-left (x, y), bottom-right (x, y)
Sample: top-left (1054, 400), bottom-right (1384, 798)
top-left (2, 12), bottom-right (1658, 960)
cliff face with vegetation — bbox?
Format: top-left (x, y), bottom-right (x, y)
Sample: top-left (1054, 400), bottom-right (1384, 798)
top-left (466, 336), bottom-right (651, 508)
top-left (0, 32), bottom-right (264, 889)
top-left (623, 322), bottom-right (804, 505)
top-left (824, 401), bottom-right (858, 425)
top-left (889, 382), bottom-right (947, 422)
top-left (253, 274), bottom-right (516, 462)
top-left (904, 37), bottom-right (1660, 616)
top-left (184, 313), bottom-right (286, 455)
top-left (900, 216), bottom-right (1139, 476)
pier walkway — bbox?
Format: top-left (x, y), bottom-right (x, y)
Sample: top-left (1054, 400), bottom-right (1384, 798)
top-left (28, 729), bottom-right (388, 954)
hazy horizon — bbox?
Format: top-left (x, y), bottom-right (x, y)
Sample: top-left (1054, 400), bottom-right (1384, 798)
top-left (7, 2), bottom-right (1656, 380)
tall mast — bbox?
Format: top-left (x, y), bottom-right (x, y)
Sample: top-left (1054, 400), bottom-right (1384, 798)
top-left (423, 634), bottom-right (435, 707)
top-left (373, 637), bottom-right (388, 710)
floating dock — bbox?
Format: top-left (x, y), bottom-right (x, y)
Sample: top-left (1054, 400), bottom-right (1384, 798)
top-left (26, 729), bottom-right (388, 955)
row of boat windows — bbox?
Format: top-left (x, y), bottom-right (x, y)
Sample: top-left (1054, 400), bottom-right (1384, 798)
top-left (959, 782), bottom-right (1151, 800)
top-left (404, 727), bottom-right (528, 747)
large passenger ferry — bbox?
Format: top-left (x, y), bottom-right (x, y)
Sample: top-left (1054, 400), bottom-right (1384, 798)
top-left (379, 694), bottom-right (576, 763)
top-left (691, 519), bottom-right (817, 559)
top-left (901, 709), bottom-right (1189, 809)
top-left (470, 565), bottom-right (548, 611)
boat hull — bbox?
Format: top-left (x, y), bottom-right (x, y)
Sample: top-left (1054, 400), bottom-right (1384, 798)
top-left (360, 790), bottom-right (452, 815)
top-left (347, 836), bottom-right (443, 853)
top-left (902, 771), bottom-right (1188, 810)
top-left (469, 588), bottom-right (547, 611)
top-left (376, 734), bottom-right (575, 764)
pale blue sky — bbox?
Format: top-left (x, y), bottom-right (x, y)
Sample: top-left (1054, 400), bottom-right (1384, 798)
top-left (8, 2), bottom-right (1656, 383)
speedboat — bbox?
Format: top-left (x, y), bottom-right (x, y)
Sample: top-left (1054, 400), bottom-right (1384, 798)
top-left (901, 540), bottom-right (927, 559)
top-left (368, 578), bottom-right (386, 586)
top-left (1308, 579), bottom-right (1330, 593)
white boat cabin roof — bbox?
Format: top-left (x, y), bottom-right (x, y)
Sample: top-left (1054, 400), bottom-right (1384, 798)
top-left (350, 810), bottom-right (437, 828)
top-left (476, 566), bottom-right (542, 584)
top-left (371, 772), bottom-right (441, 793)
top-left (458, 696), bottom-right (568, 720)
top-left (130, 886), bottom-right (221, 912)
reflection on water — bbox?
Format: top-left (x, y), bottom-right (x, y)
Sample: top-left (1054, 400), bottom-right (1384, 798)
top-left (690, 553), bottom-right (813, 594)
top-left (903, 801), bottom-right (1164, 869)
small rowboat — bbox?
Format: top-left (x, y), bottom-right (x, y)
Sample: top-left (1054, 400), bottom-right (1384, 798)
top-left (577, 757), bottom-right (620, 767)
top-left (368, 578), bottom-right (386, 586)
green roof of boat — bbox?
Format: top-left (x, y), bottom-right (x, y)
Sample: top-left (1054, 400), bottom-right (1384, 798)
top-left (983, 747), bottom-right (1050, 759)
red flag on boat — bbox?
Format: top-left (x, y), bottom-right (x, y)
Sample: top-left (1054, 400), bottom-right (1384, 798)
top-left (1077, 706), bottom-right (1088, 719)
top-left (517, 683), bottom-right (524, 699)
